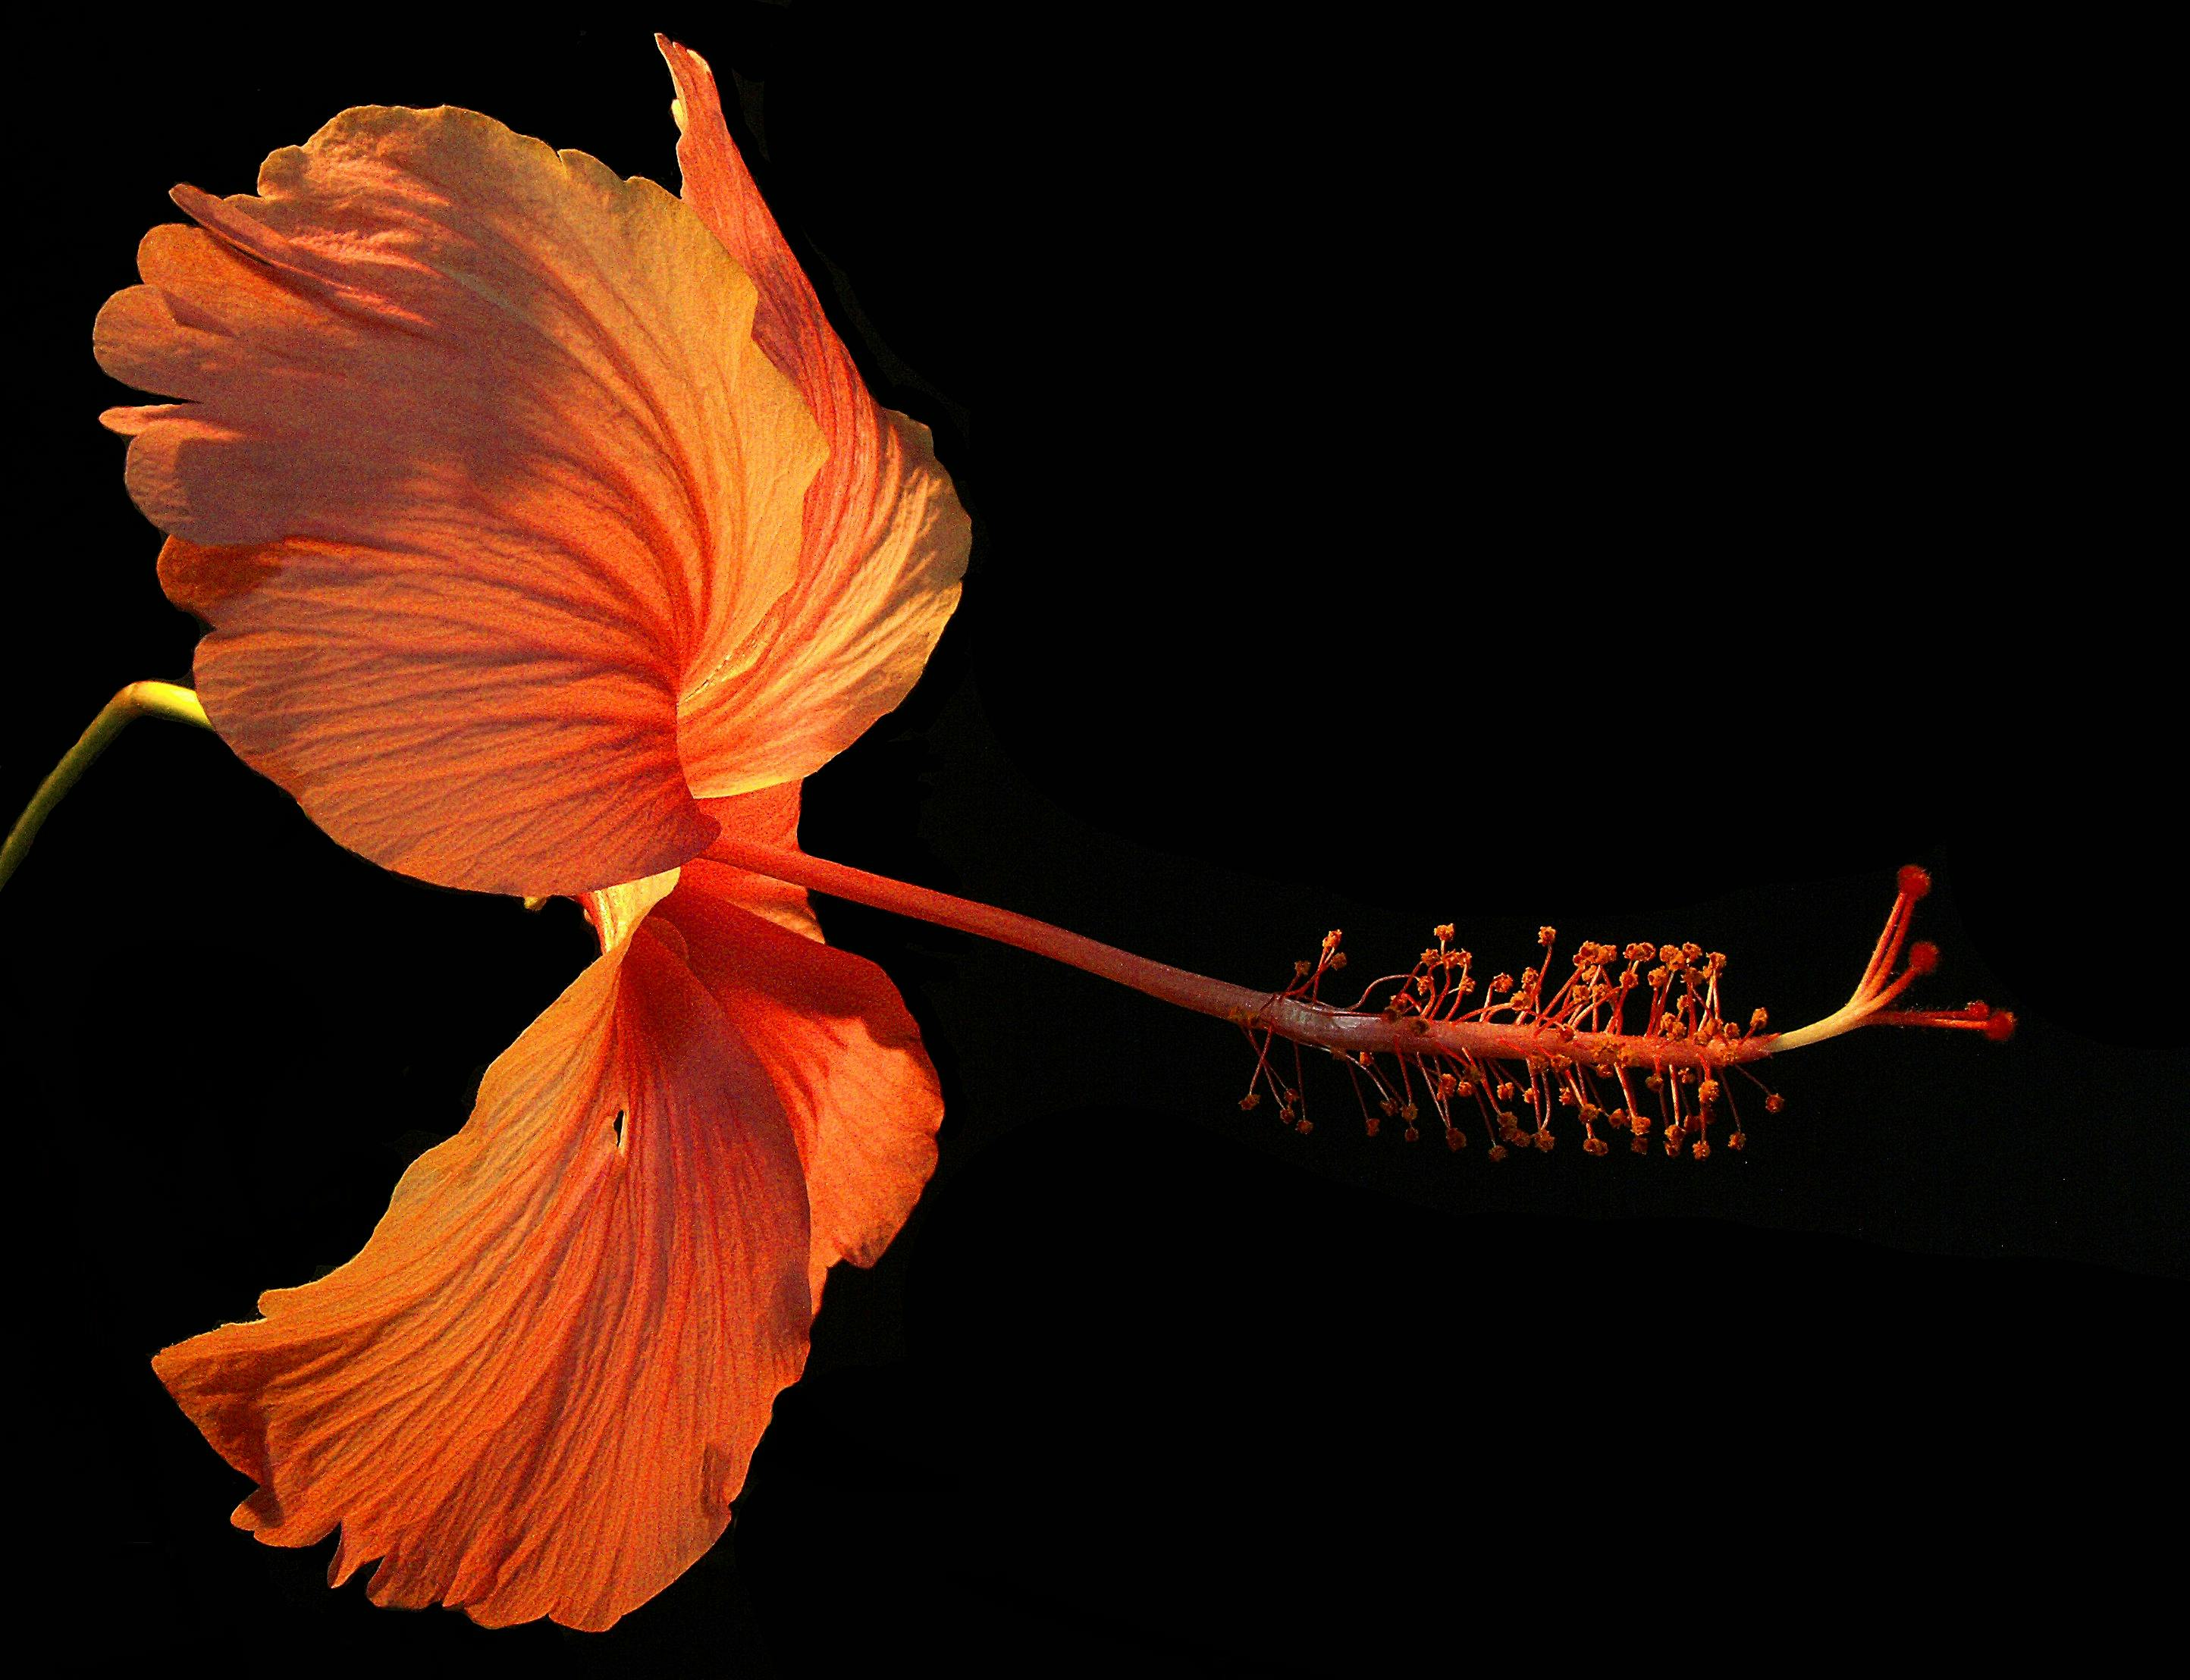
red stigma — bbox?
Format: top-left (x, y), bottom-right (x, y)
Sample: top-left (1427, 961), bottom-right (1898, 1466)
top-left (1897, 865), bottom-right (1932, 901)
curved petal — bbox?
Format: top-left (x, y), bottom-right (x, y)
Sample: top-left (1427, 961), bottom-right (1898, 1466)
top-left (656, 851), bottom-right (943, 1302)
top-left (658, 38), bottom-right (971, 798)
top-left (99, 104), bottom-right (827, 895)
top-left (152, 927), bottom-right (814, 1631)
top-left (584, 864), bottom-right (684, 955)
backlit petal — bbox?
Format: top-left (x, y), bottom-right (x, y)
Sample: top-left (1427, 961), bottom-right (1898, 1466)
top-left (585, 864), bottom-right (684, 954)
top-left (99, 105), bottom-right (827, 895)
top-left (658, 854), bottom-right (943, 1301)
top-left (659, 38), bottom-right (971, 798)
top-left (152, 927), bottom-right (813, 1631)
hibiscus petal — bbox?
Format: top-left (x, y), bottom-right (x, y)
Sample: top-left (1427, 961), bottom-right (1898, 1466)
top-left (98, 104), bottom-right (828, 895)
top-left (585, 864), bottom-right (684, 955)
top-left (658, 38), bottom-right (971, 799)
top-left (152, 926), bottom-right (813, 1631)
top-left (657, 846), bottom-right (943, 1302)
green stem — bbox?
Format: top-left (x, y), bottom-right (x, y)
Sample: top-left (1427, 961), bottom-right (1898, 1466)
top-left (0, 680), bottom-right (210, 892)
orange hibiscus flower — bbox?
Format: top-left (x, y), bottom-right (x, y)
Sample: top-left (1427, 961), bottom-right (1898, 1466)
top-left (89, 39), bottom-right (969, 1629)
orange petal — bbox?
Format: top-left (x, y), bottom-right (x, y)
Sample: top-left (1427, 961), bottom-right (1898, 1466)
top-left (152, 926), bottom-right (814, 1630)
top-left (582, 781), bottom-right (937, 1303)
top-left (98, 105), bottom-right (827, 895)
top-left (657, 845), bottom-right (943, 1302)
top-left (658, 38), bottom-right (971, 799)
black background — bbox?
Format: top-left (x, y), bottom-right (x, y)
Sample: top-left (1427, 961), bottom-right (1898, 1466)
top-left (8, 6), bottom-right (2179, 1674)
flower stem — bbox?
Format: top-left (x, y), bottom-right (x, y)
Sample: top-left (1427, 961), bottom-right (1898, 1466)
top-left (0, 681), bottom-right (210, 894)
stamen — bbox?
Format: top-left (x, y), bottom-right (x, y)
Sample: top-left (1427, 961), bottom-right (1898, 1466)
top-left (1228, 869), bottom-right (2007, 1159)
